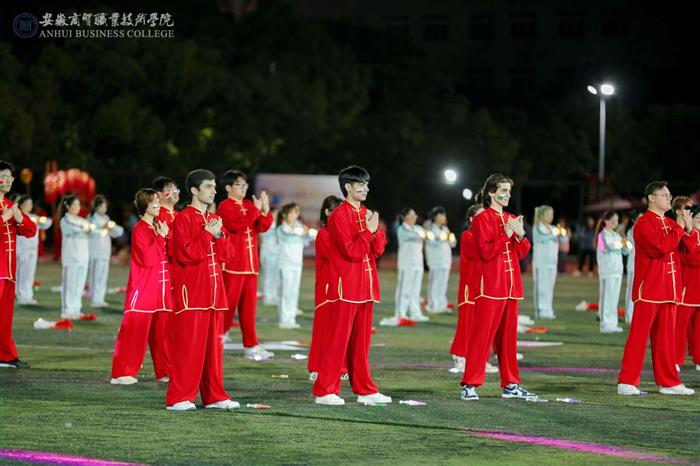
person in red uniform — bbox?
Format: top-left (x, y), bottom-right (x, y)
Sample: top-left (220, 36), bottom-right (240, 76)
top-left (461, 174), bottom-right (537, 401)
top-left (676, 205), bottom-right (700, 370)
top-left (153, 176), bottom-right (180, 229)
top-left (217, 170), bottom-right (274, 361)
top-left (311, 166), bottom-right (391, 406)
top-left (165, 169), bottom-right (239, 411)
top-left (111, 189), bottom-right (172, 385)
top-left (308, 195), bottom-right (344, 380)
top-left (449, 204), bottom-right (483, 372)
top-left (617, 181), bottom-right (696, 396)
top-left (0, 161), bottom-right (37, 369)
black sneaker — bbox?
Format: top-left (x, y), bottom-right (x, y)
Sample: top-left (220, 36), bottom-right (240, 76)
top-left (461, 385), bottom-right (479, 401)
top-left (502, 384), bottom-right (537, 399)
top-left (0, 359), bottom-right (30, 369)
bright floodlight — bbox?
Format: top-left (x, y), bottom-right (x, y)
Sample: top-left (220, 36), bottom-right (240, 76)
top-left (587, 85), bottom-right (598, 95)
top-left (462, 188), bottom-right (473, 200)
top-left (444, 169), bottom-right (457, 184)
top-left (600, 84), bottom-right (615, 96)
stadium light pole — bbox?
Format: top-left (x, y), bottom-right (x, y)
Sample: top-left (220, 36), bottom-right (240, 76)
top-left (588, 83), bottom-right (615, 200)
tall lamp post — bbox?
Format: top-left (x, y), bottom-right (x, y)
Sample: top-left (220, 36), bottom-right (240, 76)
top-left (587, 83), bottom-right (615, 200)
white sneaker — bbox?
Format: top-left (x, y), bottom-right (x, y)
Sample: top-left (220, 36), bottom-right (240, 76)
top-left (222, 332), bottom-right (232, 343)
top-left (244, 345), bottom-right (274, 361)
top-left (659, 384), bottom-right (695, 395)
top-left (601, 326), bottom-right (623, 333)
top-left (309, 371), bottom-right (318, 381)
top-left (426, 308), bottom-right (449, 315)
top-left (357, 392), bottom-right (392, 404)
top-left (110, 376), bottom-right (138, 385)
top-left (453, 356), bottom-right (466, 372)
top-left (411, 314), bottom-right (430, 322)
top-left (575, 300), bottom-right (588, 311)
top-left (696, 364), bottom-right (700, 371)
top-left (157, 376), bottom-right (170, 383)
top-left (315, 394), bottom-right (345, 406)
top-left (516, 353), bottom-right (524, 361)
top-left (340, 373), bottom-right (349, 381)
top-left (91, 302), bottom-right (109, 308)
top-left (18, 298), bottom-right (38, 305)
top-left (60, 313), bottom-right (83, 320)
top-left (166, 401), bottom-right (196, 411)
top-left (279, 322), bottom-right (301, 329)
top-left (295, 309), bottom-right (304, 316)
top-left (205, 399), bottom-right (240, 409)
top-left (617, 383), bottom-right (642, 396)
top-left (485, 362), bottom-right (499, 374)
top-left (518, 315), bottom-right (535, 325)
top-left (379, 317), bottom-right (400, 327)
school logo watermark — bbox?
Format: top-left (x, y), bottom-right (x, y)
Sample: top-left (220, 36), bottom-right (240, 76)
top-left (13, 12), bottom-right (175, 39)
top-left (13, 13), bottom-right (39, 38)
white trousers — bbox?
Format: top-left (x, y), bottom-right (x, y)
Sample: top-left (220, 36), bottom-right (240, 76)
top-left (88, 258), bottom-right (110, 305)
top-left (278, 266), bottom-right (302, 325)
top-left (260, 256), bottom-right (280, 305)
top-left (427, 267), bottom-right (450, 312)
top-left (624, 269), bottom-right (635, 323)
top-left (16, 252), bottom-right (38, 302)
top-left (599, 274), bottom-right (622, 331)
top-left (395, 268), bottom-right (424, 319)
top-left (533, 266), bottom-right (557, 318)
top-left (62, 265), bottom-right (88, 317)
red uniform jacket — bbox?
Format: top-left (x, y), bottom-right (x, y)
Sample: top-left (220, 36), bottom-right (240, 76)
top-left (680, 230), bottom-right (700, 306)
top-left (314, 227), bottom-right (331, 307)
top-left (319, 201), bottom-right (387, 307)
top-left (632, 210), bottom-right (693, 304)
top-left (457, 230), bottom-right (482, 306)
top-left (217, 198), bottom-right (273, 275)
top-left (155, 207), bottom-right (178, 260)
top-left (1, 197), bottom-right (37, 282)
top-left (170, 205), bottom-right (234, 313)
top-left (472, 208), bottom-right (530, 300)
top-left (124, 220), bottom-right (172, 313)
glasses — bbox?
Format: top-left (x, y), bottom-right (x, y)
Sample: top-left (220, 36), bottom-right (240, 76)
top-left (165, 188), bottom-right (180, 194)
top-left (0, 175), bottom-right (14, 181)
top-left (652, 193), bottom-right (672, 200)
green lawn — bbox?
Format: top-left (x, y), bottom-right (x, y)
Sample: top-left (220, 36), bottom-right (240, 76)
top-left (1, 261), bottom-right (698, 465)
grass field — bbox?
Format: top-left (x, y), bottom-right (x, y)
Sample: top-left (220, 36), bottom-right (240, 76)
top-left (1, 261), bottom-right (699, 465)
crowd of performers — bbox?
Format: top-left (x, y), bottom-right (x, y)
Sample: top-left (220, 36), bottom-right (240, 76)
top-left (1, 159), bottom-right (698, 408)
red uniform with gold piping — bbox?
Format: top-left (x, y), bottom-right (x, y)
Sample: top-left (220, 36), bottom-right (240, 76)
top-left (0, 197), bottom-right (36, 362)
top-left (676, 230), bottom-right (700, 366)
top-left (165, 205), bottom-right (234, 406)
top-left (217, 198), bottom-right (273, 346)
top-left (312, 201), bottom-right (386, 397)
top-left (463, 208), bottom-right (530, 388)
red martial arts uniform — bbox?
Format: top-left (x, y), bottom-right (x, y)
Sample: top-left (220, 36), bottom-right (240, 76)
top-left (0, 198), bottom-right (37, 362)
top-left (618, 210), bottom-right (693, 387)
top-left (217, 198), bottom-right (273, 346)
top-left (312, 201), bottom-right (387, 397)
top-left (450, 230), bottom-right (480, 358)
top-left (111, 220), bottom-right (172, 379)
top-left (676, 229), bottom-right (700, 366)
top-left (165, 205), bottom-right (234, 407)
top-left (463, 208), bottom-right (530, 388)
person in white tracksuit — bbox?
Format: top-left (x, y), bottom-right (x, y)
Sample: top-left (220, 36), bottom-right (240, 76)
top-left (276, 202), bottom-right (314, 329)
top-left (15, 196), bottom-right (53, 305)
top-left (425, 206), bottom-right (456, 314)
top-left (394, 208), bottom-right (429, 323)
top-left (532, 205), bottom-right (562, 319)
top-left (87, 195), bottom-right (124, 308)
top-left (259, 211), bottom-right (280, 306)
top-left (596, 211), bottom-right (630, 333)
top-left (623, 212), bottom-right (641, 323)
top-left (60, 195), bottom-right (91, 319)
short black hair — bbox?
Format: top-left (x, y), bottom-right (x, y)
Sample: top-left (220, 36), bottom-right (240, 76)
top-left (428, 206), bottom-right (447, 222)
top-left (186, 169), bottom-right (216, 193)
top-left (644, 181), bottom-right (668, 198)
top-left (220, 170), bottom-right (247, 189)
top-left (338, 165), bottom-right (370, 197)
top-left (153, 176), bottom-right (177, 193)
top-left (0, 160), bottom-right (15, 172)
top-left (399, 206), bottom-right (415, 221)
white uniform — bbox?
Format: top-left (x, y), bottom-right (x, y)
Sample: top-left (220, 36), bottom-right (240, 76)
top-left (87, 213), bottom-right (124, 306)
top-left (532, 223), bottom-right (559, 318)
top-left (276, 221), bottom-right (311, 327)
top-left (623, 227), bottom-right (636, 323)
top-left (60, 215), bottom-right (91, 318)
top-left (259, 221), bottom-right (280, 305)
top-left (596, 229), bottom-right (629, 332)
top-left (424, 224), bottom-right (456, 313)
top-left (15, 214), bottom-right (53, 304)
top-left (395, 223), bottom-right (426, 320)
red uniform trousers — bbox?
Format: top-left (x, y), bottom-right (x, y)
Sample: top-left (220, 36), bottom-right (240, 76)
top-left (308, 305), bottom-right (347, 374)
top-left (111, 311), bottom-right (171, 379)
top-left (165, 310), bottom-right (229, 406)
top-left (462, 298), bottom-right (521, 388)
top-left (618, 301), bottom-right (682, 387)
top-left (0, 280), bottom-right (18, 361)
top-left (222, 273), bottom-right (259, 347)
top-left (311, 301), bottom-right (378, 397)
top-left (675, 305), bottom-right (700, 365)
top-left (450, 303), bottom-right (474, 358)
